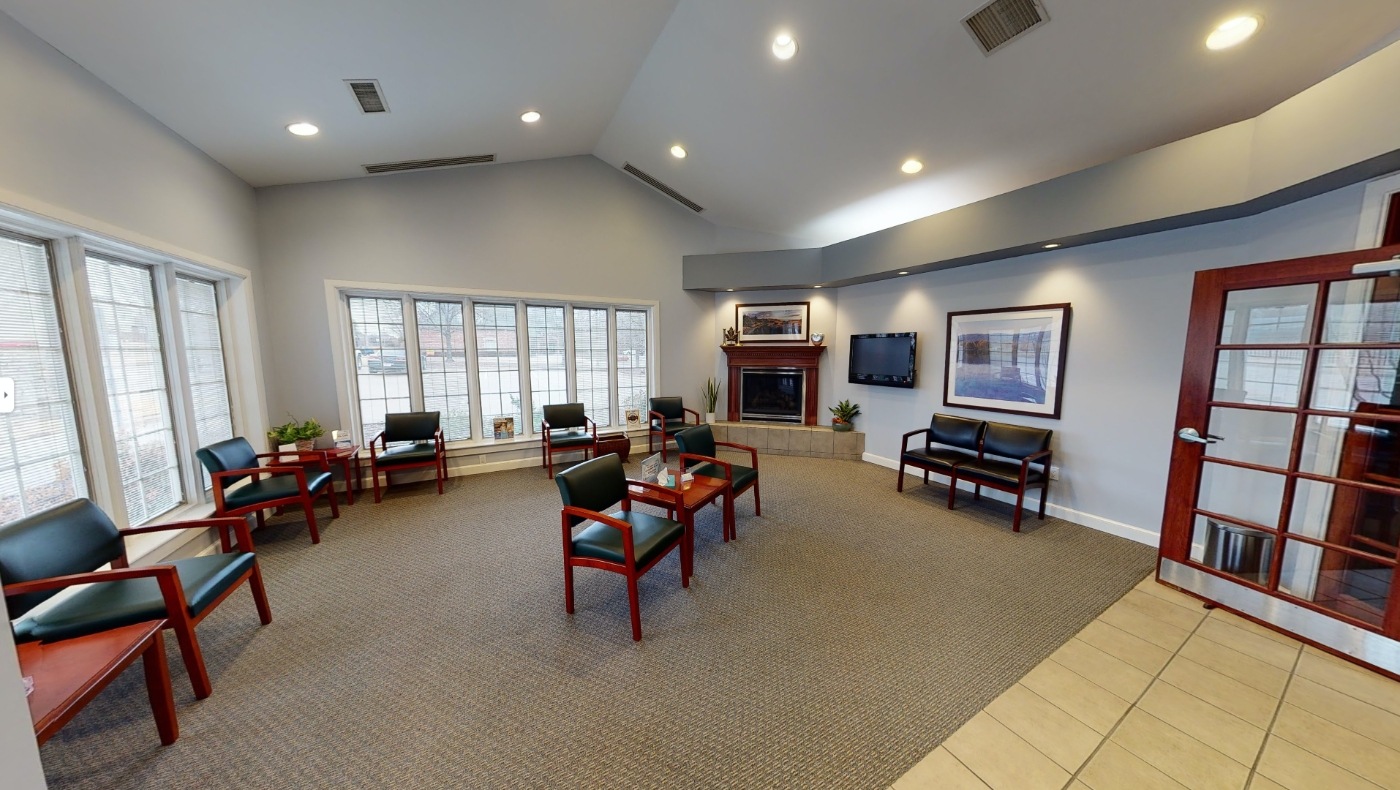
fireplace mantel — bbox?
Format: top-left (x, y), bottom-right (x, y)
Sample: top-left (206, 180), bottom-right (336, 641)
top-left (721, 344), bottom-right (825, 426)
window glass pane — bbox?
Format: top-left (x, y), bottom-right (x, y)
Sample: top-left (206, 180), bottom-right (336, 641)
top-left (87, 256), bottom-right (182, 524)
top-left (349, 296), bottom-right (411, 445)
top-left (1299, 415), bottom-right (1400, 483)
top-left (573, 307), bottom-right (610, 428)
top-left (1279, 539), bottom-right (1389, 628)
top-left (1219, 284), bottom-right (1316, 344)
top-left (1197, 461), bottom-right (1284, 530)
top-left (526, 305), bottom-right (567, 432)
top-left (1323, 278), bottom-right (1400, 344)
top-left (615, 309), bottom-right (648, 427)
top-left (177, 276), bottom-right (233, 489)
top-left (417, 300), bottom-right (471, 440)
top-left (1213, 349), bottom-right (1303, 407)
top-left (1204, 407), bottom-right (1293, 470)
top-left (1310, 348), bottom-right (1400, 412)
top-left (475, 303), bottom-right (522, 437)
top-left (0, 235), bottom-right (87, 524)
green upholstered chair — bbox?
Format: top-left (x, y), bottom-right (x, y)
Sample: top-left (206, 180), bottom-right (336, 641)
top-left (0, 498), bottom-right (271, 700)
top-left (541, 402), bottom-right (597, 478)
top-left (648, 396), bottom-right (700, 462)
top-left (196, 436), bottom-right (339, 544)
top-left (949, 422), bottom-right (1053, 533)
top-left (555, 454), bottom-right (689, 641)
top-left (897, 413), bottom-right (986, 493)
top-left (369, 411), bottom-right (447, 503)
top-left (674, 424), bottom-right (761, 534)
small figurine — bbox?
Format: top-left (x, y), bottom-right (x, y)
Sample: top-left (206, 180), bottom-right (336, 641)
top-left (723, 326), bottom-right (740, 346)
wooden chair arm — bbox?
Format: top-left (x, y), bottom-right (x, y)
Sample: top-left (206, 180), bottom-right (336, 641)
top-left (648, 410), bottom-right (665, 427)
top-left (1022, 449), bottom-right (1053, 466)
top-left (713, 441), bottom-right (758, 468)
top-left (561, 505), bottom-right (634, 535)
top-left (3, 564), bottom-right (179, 598)
top-left (121, 517), bottom-right (255, 553)
top-left (679, 452), bottom-right (731, 479)
top-left (209, 467), bottom-right (269, 483)
top-left (585, 418), bottom-right (598, 439)
top-left (626, 479), bottom-right (684, 508)
top-left (683, 408), bottom-right (701, 423)
top-left (369, 432), bottom-right (386, 460)
top-left (901, 428), bottom-right (930, 454)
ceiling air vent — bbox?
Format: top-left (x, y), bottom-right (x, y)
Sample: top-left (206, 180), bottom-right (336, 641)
top-left (622, 163), bottom-right (704, 213)
top-left (345, 79), bottom-right (389, 113)
top-left (963, 0), bottom-right (1048, 55)
top-left (363, 154), bottom-right (496, 175)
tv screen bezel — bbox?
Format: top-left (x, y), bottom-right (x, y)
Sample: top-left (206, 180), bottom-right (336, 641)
top-left (848, 332), bottom-right (917, 388)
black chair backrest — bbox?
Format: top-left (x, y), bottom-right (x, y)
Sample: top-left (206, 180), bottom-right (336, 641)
top-left (555, 454), bottom-right (627, 527)
top-left (0, 498), bottom-right (123, 618)
top-left (650, 397), bottom-right (684, 421)
top-left (674, 425), bottom-right (716, 459)
top-left (983, 423), bottom-right (1052, 460)
top-left (542, 403), bottom-right (587, 431)
top-left (384, 412), bottom-right (440, 443)
top-left (196, 437), bottom-right (260, 489)
top-left (930, 414), bottom-right (985, 452)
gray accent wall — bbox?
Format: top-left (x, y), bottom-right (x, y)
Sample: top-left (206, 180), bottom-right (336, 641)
top-left (255, 155), bottom-right (720, 428)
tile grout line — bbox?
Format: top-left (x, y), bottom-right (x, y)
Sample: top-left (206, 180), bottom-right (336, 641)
top-left (939, 746), bottom-right (993, 790)
top-left (1061, 605), bottom-right (1212, 789)
top-left (1244, 642), bottom-right (1304, 788)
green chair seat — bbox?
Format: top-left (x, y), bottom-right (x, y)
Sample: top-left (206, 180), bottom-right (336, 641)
top-left (956, 458), bottom-right (1046, 487)
top-left (571, 511), bottom-right (685, 567)
top-left (17, 552), bottom-right (257, 643)
top-left (224, 471), bottom-right (332, 510)
top-left (375, 443), bottom-right (440, 466)
top-left (546, 432), bottom-right (596, 449)
top-left (899, 447), bottom-right (971, 472)
top-left (689, 461), bottom-right (758, 492)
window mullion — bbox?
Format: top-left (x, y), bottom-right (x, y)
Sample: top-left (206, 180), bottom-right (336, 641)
top-left (463, 298), bottom-right (483, 438)
top-left (403, 294), bottom-right (424, 411)
top-left (607, 307), bottom-right (619, 428)
top-left (515, 301), bottom-right (534, 436)
top-left (158, 265), bottom-right (201, 504)
top-left (564, 305), bottom-right (577, 402)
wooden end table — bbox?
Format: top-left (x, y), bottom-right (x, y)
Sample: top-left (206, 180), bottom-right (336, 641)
top-left (288, 444), bottom-right (363, 505)
top-left (20, 620), bottom-right (178, 746)
top-left (628, 474), bottom-right (734, 575)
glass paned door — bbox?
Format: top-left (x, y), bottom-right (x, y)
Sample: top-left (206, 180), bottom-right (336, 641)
top-left (1162, 245), bottom-right (1400, 640)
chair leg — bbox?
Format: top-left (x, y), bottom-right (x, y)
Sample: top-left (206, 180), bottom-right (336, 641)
top-left (301, 493), bottom-right (321, 544)
top-left (563, 561), bottom-right (575, 613)
top-left (436, 456), bottom-right (445, 495)
top-left (141, 637), bottom-right (178, 745)
top-left (923, 470), bottom-right (930, 485)
top-left (1039, 485), bottom-right (1049, 520)
top-left (255, 509), bottom-right (266, 530)
top-left (627, 575), bottom-right (642, 641)
top-left (947, 476), bottom-right (958, 510)
top-left (248, 563), bottom-right (273, 624)
top-left (169, 617), bottom-right (212, 699)
top-left (897, 462), bottom-right (905, 492)
top-left (373, 466), bottom-right (382, 503)
top-left (974, 484), bottom-right (982, 501)
top-left (752, 480), bottom-right (761, 517)
top-left (1013, 488), bottom-right (1025, 533)
top-left (326, 485), bottom-right (340, 519)
top-left (218, 523), bottom-right (232, 553)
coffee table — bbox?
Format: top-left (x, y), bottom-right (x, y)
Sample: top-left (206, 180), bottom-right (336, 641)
top-left (19, 619), bottom-right (178, 745)
top-left (628, 474), bottom-right (735, 566)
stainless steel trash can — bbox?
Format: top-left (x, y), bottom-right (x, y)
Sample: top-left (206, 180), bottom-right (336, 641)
top-left (1203, 520), bottom-right (1274, 584)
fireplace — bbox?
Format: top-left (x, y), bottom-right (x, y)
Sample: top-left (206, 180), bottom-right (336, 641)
top-left (720, 344), bottom-right (826, 426)
top-left (741, 368), bottom-right (803, 423)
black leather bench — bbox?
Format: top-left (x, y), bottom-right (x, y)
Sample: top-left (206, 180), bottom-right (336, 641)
top-left (898, 414), bottom-right (1053, 532)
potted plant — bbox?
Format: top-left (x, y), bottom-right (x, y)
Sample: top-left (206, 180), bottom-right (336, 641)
top-left (267, 417), bottom-right (326, 452)
top-left (829, 399), bottom-right (861, 432)
top-left (701, 378), bottom-right (721, 423)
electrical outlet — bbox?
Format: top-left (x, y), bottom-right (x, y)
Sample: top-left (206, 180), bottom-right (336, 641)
top-left (1049, 465), bottom-right (1061, 481)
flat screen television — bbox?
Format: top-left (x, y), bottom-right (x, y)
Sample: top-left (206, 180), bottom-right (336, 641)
top-left (849, 332), bottom-right (916, 388)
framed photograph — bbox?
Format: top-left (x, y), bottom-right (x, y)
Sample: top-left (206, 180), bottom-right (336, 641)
top-left (492, 416), bottom-right (516, 440)
top-left (736, 301), bottom-right (809, 343)
top-left (624, 408), bottom-right (643, 432)
top-left (944, 304), bottom-right (1071, 419)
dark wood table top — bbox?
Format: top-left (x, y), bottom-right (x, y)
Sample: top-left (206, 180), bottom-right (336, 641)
top-left (628, 474), bottom-right (728, 510)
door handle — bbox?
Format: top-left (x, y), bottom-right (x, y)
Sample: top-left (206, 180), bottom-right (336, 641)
top-left (1177, 427), bottom-right (1222, 445)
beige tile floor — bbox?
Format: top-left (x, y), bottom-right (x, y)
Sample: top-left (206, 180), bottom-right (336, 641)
top-left (894, 575), bottom-right (1400, 790)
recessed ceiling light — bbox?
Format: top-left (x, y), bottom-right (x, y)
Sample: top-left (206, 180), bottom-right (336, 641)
top-left (772, 33), bottom-right (798, 60)
top-left (286, 122), bottom-right (319, 137)
top-left (898, 271), bottom-right (910, 275)
top-left (521, 110), bottom-right (541, 123)
top-left (901, 159), bottom-right (923, 174)
top-left (670, 145), bottom-right (687, 159)
top-left (1206, 15), bottom-right (1260, 50)
top-left (813, 285), bottom-right (823, 289)
top-left (1043, 243), bottom-right (1061, 249)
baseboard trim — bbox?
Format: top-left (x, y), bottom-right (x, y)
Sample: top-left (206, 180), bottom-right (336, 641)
top-left (862, 452), bottom-right (1160, 547)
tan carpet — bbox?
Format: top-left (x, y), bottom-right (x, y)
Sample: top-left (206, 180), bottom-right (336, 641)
top-left (36, 453), bottom-right (1156, 789)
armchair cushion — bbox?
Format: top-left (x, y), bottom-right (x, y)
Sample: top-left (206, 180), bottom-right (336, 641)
top-left (651, 418), bottom-right (690, 435)
top-left (542, 403), bottom-right (588, 431)
top-left (0, 499), bottom-right (123, 617)
top-left (956, 459), bottom-right (1047, 488)
top-left (15, 553), bottom-right (257, 643)
top-left (545, 431), bottom-right (596, 449)
top-left (223, 471), bottom-right (333, 510)
top-left (899, 447), bottom-right (971, 472)
top-left (571, 512), bottom-right (685, 567)
top-left (383, 411), bottom-right (441, 443)
top-left (688, 461), bottom-right (758, 493)
top-left (674, 424), bottom-right (717, 458)
top-left (930, 413), bottom-right (986, 452)
top-left (374, 443), bottom-right (441, 467)
top-left (195, 437), bottom-right (261, 489)
top-left (982, 423), bottom-right (1053, 460)
top-left (555, 453), bottom-right (627, 519)
top-left (649, 397), bottom-right (685, 421)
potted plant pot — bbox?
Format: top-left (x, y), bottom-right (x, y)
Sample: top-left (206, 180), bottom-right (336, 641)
top-left (832, 419), bottom-right (853, 432)
top-left (828, 399), bottom-right (861, 433)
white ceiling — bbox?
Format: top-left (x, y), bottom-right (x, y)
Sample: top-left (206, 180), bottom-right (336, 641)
top-left (4, 0), bottom-right (1400, 246)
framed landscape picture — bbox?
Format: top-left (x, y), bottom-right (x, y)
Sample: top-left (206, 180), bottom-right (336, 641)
top-left (736, 301), bottom-right (809, 343)
top-left (944, 304), bottom-right (1071, 419)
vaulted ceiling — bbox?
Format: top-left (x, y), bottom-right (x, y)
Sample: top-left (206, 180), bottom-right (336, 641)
top-left (4, 0), bottom-right (1400, 246)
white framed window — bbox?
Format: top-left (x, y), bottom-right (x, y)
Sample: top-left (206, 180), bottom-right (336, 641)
top-left (526, 305), bottom-right (567, 431)
top-left (616, 309), bottom-right (649, 420)
top-left (177, 276), bottom-right (233, 488)
top-left (0, 233), bottom-right (87, 525)
top-left (474, 303), bottom-right (522, 437)
top-left (349, 296), bottom-right (411, 445)
top-left (573, 307), bottom-right (611, 428)
top-left (416, 300), bottom-right (472, 441)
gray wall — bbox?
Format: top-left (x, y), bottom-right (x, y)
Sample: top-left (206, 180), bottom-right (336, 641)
top-left (255, 155), bottom-right (720, 426)
top-left (818, 182), bottom-right (1369, 542)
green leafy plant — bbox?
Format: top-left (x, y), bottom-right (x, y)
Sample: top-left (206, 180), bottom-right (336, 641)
top-left (267, 416), bottom-right (326, 445)
top-left (701, 378), bottom-right (721, 413)
top-left (828, 399), bottom-right (861, 424)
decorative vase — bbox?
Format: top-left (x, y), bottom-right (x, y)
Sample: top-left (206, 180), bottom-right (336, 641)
top-left (810, 332), bottom-right (825, 346)
top-left (832, 420), bottom-right (853, 432)
top-left (705, 412), bottom-right (717, 424)
top-left (295, 439), bottom-right (316, 452)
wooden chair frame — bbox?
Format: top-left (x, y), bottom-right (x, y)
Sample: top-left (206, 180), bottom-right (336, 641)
top-left (541, 414), bottom-right (598, 479)
top-left (2, 516), bottom-right (271, 700)
top-left (369, 427), bottom-right (447, 503)
top-left (648, 406), bottom-right (701, 461)
top-left (948, 448), bottom-right (1053, 532)
top-left (209, 450), bottom-right (340, 544)
top-left (678, 441), bottom-right (761, 540)
top-left (561, 480), bottom-right (689, 641)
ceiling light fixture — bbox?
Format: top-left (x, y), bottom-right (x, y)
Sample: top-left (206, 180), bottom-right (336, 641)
top-left (521, 110), bottom-right (541, 123)
top-left (772, 33), bottom-right (798, 60)
top-left (901, 159), bottom-right (923, 174)
top-left (813, 285), bottom-right (823, 289)
top-left (670, 145), bottom-right (687, 159)
top-left (1206, 15), bottom-right (1260, 50)
top-left (1043, 243), bottom-right (1061, 249)
top-left (898, 271), bottom-right (910, 275)
top-left (286, 122), bottom-right (319, 137)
